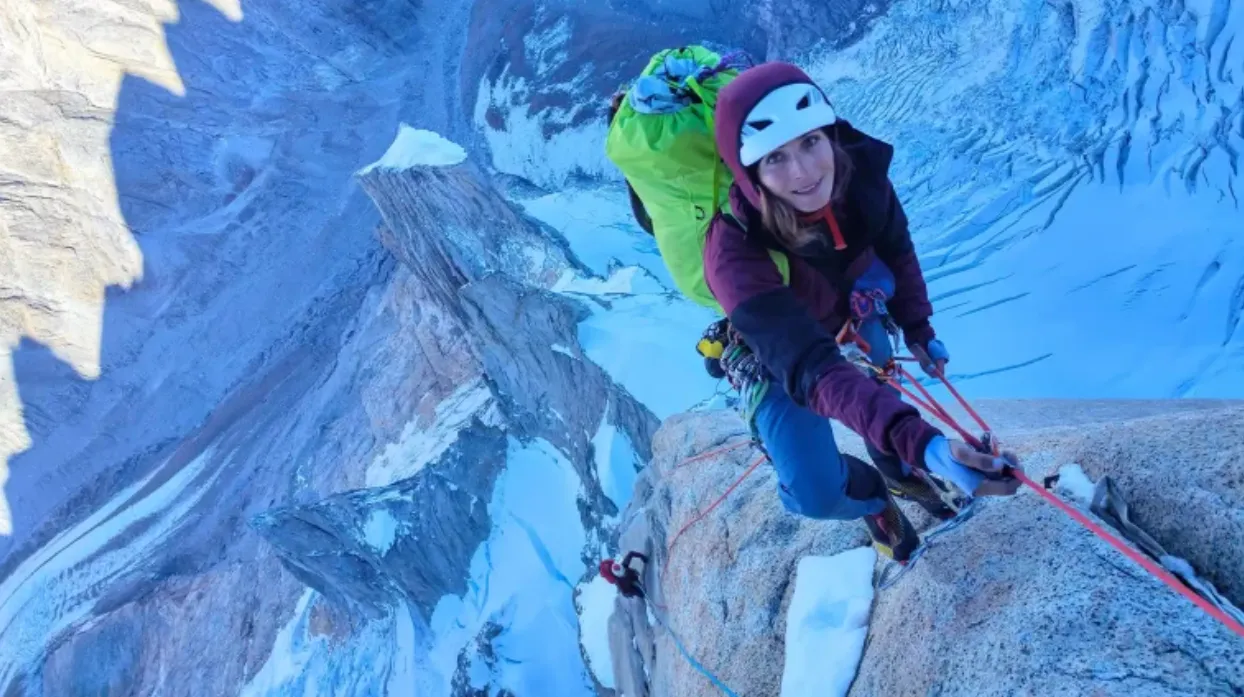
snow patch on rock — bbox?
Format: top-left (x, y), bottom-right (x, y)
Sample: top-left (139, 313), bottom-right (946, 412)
top-left (575, 575), bottom-right (618, 689)
top-left (359, 124), bottom-right (466, 174)
top-left (367, 379), bottom-right (503, 488)
top-left (780, 547), bottom-right (877, 697)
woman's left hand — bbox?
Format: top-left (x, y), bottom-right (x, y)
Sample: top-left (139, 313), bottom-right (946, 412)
top-left (912, 338), bottom-right (950, 377)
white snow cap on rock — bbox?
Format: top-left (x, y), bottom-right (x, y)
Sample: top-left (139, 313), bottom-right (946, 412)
top-left (781, 546), bottom-right (876, 697)
top-left (1056, 463), bottom-right (1097, 505)
top-left (358, 123), bottom-right (466, 174)
top-left (575, 575), bottom-right (617, 689)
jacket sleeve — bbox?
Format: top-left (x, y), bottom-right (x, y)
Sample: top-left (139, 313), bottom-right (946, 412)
top-left (704, 216), bottom-right (941, 467)
top-left (871, 180), bottom-right (936, 349)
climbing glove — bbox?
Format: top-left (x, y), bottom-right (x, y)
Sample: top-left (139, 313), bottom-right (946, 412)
top-left (910, 338), bottom-right (950, 378)
top-left (923, 436), bottom-right (1022, 497)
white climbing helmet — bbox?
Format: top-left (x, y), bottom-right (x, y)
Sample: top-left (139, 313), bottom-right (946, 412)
top-left (611, 561), bottom-right (625, 577)
top-left (738, 82), bottom-right (838, 167)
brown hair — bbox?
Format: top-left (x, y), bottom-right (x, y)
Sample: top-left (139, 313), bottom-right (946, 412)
top-left (749, 128), bottom-right (854, 249)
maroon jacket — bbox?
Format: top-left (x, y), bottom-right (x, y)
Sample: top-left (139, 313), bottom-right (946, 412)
top-left (704, 62), bottom-right (941, 468)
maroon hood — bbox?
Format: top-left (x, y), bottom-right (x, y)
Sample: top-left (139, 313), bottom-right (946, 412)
top-left (714, 61), bottom-right (831, 210)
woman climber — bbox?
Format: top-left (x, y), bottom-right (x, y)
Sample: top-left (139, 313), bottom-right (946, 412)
top-left (704, 61), bottom-right (1023, 562)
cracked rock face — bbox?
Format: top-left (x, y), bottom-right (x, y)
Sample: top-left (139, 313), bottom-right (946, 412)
top-left (612, 402), bottom-right (1244, 697)
top-left (856, 486), bottom-right (1244, 696)
top-left (252, 421), bottom-right (508, 621)
top-left (609, 411), bottom-right (874, 697)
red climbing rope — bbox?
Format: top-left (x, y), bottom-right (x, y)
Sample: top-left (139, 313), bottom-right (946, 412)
top-left (674, 438), bottom-right (751, 469)
top-left (880, 359), bottom-right (1244, 641)
top-left (652, 350), bottom-right (1244, 657)
top-left (663, 452), bottom-right (768, 577)
top-left (861, 356), bottom-right (990, 451)
top-left (647, 443), bottom-right (767, 695)
top-left (1011, 465), bottom-right (1244, 639)
top-left (658, 438), bottom-right (762, 586)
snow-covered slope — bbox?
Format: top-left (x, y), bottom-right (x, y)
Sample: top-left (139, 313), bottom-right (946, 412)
top-left (802, 0), bottom-right (1244, 398)
top-left (0, 0), bottom-right (662, 692)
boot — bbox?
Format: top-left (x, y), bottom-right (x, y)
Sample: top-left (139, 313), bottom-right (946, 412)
top-left (842, 454), bottom-right (921, 563)
top-left (886, 469), bottom-right (964, 521)
top-left (864, 493), bottom-right (921, 563)
top-left (866, 443), bottom-right (963, 521)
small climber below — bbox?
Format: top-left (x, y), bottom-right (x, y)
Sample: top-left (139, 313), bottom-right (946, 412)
top-left (599, 551), bottom-right (649, 599)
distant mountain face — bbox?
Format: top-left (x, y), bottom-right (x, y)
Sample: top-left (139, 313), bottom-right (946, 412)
top-left (461, 0), bottom-right (757, 188)
top-left (0, 0), bottom-right (700, 693)
top-left (458, 0), bottom-right (897, 188)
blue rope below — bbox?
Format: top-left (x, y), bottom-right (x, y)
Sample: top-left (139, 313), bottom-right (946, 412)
top-left (650, 605), bottom-right (741, 697)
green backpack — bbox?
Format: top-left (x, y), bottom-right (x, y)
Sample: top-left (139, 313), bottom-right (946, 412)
top-left (605, 46), bottom-right (790, 315)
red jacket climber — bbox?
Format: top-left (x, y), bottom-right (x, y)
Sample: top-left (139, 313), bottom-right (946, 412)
top-left (599, 551), bottom-right (648, 599)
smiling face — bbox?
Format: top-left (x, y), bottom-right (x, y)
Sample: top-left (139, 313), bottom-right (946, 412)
top-left (755, 129), bottom-right (836, 213)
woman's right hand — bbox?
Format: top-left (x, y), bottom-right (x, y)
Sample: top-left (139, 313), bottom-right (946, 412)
top-left (923, 436), bottom-right (1022, 497)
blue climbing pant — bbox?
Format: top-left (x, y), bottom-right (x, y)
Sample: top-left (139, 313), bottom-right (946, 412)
top-left (753, 385), bottom-right (887, 519)
top-left (752, 315), bottom-right (901, 520)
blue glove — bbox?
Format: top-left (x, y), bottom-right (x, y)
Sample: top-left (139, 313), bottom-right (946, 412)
top-left (923, 436), bottom-right (1015, 497)
top-left (915, 338), bottom-right (950, 377)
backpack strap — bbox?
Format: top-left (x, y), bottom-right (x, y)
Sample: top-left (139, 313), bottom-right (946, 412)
top-left (720, 204), bottom-right (855, 308)
top-left (718, 206), bottom-right (793, 291)
top-left (719, 209), bottom-right (747, 233)
top-left (627, 181), bottom-right (654, 236)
